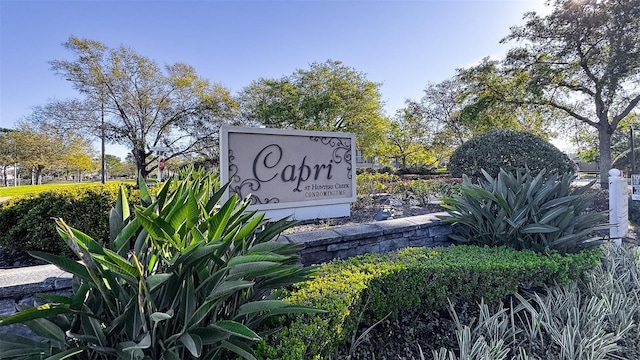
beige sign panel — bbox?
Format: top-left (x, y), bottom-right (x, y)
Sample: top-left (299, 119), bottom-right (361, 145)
top-left (220, 126), bottom-right (357, 210)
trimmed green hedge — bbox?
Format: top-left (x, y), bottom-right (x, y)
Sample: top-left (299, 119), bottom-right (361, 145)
top-left (0, 183), bottom-right (151, 257)
top-left (257, 245), bottom-right (600, 359)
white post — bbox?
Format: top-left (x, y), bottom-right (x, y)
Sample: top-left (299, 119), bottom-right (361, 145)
top-left (150, 146), bottom-right (170, 182)
top-left (157, 154), bottom-right (163, 182)
top-left (608, 168), bottom-right (628, 245)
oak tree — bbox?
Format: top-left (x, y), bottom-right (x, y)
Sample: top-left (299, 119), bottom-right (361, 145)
top-left (50, 36), bottom-right (238, 178)
top-left (501, 0), bottom-right (640, 186)
top-left (417, 68), bottom-right (556, 164)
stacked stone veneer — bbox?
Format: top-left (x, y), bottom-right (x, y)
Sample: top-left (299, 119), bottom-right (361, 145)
top-left (278, 212), bottom-right (452, 266)
top-left (0, 269), bottom-right (73, 337)
top-left (0, 211), bottom-right (452, 336)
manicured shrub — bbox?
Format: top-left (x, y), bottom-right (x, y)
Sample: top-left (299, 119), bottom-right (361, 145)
top-left (395, 165), bottom-right (436, 176)
top-left (447, 129), bottom-right (576, 179)
top-left (257, 245), bottom-right (600, 359)
top-left (0, 171), bottom-right (317, 359)
top-left (442, 168), bottom-right (609, 255)
top-left (0, 183), bottom-right (155, 257)
top-left (0, 184), bottom-right (119, 257)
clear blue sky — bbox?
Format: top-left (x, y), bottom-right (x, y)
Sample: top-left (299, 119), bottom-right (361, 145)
top-left (1, 0), bottom-right (551, 158)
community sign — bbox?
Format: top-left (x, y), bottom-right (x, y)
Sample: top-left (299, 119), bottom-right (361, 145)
top-left (220, 126), bottom-right (356, 220)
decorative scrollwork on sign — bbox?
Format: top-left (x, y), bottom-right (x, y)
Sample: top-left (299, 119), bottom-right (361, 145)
top-left (229, 179), bottom-right (280, 205)
top-left (228, 150), bottom-right (240, 183)
top-left (227, 150), bottom-right (280, 204)
top-left (309, 136), bottom-right (353, 179)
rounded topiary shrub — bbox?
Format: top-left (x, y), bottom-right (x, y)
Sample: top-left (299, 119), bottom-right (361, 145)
top-left (447, 129), bottom-right (576, 179)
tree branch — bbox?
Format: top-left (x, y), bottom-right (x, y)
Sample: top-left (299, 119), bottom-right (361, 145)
top-left (543, 100), bottom-right (598, 127)
top-left (613, 93), bottom-right (640, 125)
top-left (557, 80), bottom-right (595, 97)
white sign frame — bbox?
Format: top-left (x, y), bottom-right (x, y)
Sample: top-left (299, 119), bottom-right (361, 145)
top-left (220, 126), bottom-right (357, 217)
top-left (632, 174), bottom-right (640, 201)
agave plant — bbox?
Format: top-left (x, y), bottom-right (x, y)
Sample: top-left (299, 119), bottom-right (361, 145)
top-left (0, 170), bottom-right (319, 359)
top-left (441, 168), bottom-right (609, 254)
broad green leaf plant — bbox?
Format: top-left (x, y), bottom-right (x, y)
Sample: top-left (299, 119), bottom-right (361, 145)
top-left (0, 169), bottom-right (319, 360)
top-left (442, 168), bottom-right (609, 254)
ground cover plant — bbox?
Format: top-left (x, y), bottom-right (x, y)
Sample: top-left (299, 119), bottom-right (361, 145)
top-left (393, 178), bottom-right (462, 207)
top-left (354, 172), bottom-right (401, 207)
top-left (354, 172), bottom-right (460, 209)
top-left (426, 244), bottom-right (640, 360)
top-left (0, 170), bottom-right (319, 359)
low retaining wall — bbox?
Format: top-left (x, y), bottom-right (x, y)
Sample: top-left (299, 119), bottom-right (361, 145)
top-left (0, 212), bottom-right (451, 335)
top-left (0, 265), bottom-right (73, 337)
top-left (279, 212), bottom-right (452, 265)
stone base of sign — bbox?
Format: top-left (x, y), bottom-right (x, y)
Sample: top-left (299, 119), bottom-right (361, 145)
top-left (261, 203), bottom-right (351, 221)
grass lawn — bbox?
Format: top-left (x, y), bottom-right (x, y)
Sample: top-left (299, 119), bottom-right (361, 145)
top-left (0, 181), bottom-right (132, 199)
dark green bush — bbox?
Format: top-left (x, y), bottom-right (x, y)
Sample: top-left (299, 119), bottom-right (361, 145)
top-left (447, 129), bottom-right (576, 179)
top-left (257, 245), bottom-right (600, 359)
top-left (0, 183), bottom-right (149, 257)
top-left (442, 168), bottom-right (609, 254)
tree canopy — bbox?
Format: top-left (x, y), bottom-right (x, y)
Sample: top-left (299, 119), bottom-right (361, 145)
top-left (49, 36), bottom-right (238, 178)
top-left (380, 100), bottom-right (438, 168)
top-left (238, 60), bottom-right (389, 157)
top-left (408, 65), bottom-right (556, 165)
top-left (498, 0), bottom-right (640, 186)
top-left (1, 122), bottom-right (95, 184)
top-left (454, 59), bottom-right (560, 139)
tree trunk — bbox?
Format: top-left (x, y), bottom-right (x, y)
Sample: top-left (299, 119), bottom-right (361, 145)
top-left (2, 165), bottom-right (6, 187)
top-left (598, 126), bottom-right (613, 190)
top-left (134, 147), bottom-right (151, 179)
top-left (36, 165), bottom-right (43, 185)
